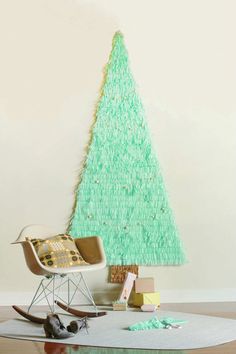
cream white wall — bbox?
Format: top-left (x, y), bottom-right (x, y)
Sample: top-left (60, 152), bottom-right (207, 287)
top-left (0, 0), bottom-right (236, 305)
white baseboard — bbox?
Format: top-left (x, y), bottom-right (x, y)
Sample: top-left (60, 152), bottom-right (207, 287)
top-left (1, 288), bottom-right (236, 306)
top-left (159, 288), bottom-right (236, 303)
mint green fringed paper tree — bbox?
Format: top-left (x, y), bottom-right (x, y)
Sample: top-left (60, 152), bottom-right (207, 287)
top-left (69, 32), bottom-right (186, 265)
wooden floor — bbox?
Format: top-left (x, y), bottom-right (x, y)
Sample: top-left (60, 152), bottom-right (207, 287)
top-left (0, 303), bottom-right (236, 353)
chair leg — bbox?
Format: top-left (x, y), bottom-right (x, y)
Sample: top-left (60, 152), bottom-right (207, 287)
top-left (27, 275), bottom-right (57, 313)
top-left (27, 273), bottom-right (97, 313)
top-left (69, 273), bottom-right (97, 311)
top-left (27, 278), bottom-right (49, 313)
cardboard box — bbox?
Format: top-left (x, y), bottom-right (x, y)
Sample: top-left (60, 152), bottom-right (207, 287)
top-left (134, 277), bottom-right (155, 293)
top-left (133, 292), bottom-right (160, 307)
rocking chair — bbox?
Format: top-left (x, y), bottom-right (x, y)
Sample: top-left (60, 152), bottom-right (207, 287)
top-left (12, 224), bottom-right (106, 320)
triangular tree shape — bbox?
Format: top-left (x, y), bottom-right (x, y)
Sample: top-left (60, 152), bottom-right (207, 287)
top-left (69, 32), bottom-right (186, 265)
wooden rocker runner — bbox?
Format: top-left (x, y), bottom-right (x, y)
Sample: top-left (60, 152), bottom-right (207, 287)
top-left (13, 302), bottom-right (107, 324)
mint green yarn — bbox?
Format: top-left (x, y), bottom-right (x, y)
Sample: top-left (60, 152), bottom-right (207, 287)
top-left (129, 317), bottom-right (165, 331)
top-left (68, 31), bottom-right (186, 265)
top-left (128, 317), bottom-right (187, 331)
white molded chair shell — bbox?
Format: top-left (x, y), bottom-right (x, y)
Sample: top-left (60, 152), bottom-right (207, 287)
top-left (13, 224), bottom-right (106, 276)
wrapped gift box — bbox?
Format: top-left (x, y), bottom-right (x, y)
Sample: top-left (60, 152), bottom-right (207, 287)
top-left (118, 272), bottom-right (137, 302)
top-left (134, 277), bottom-right (155, 293)
top-left (133, 292), bottom-right (160, 307)
top-left (112, 301), bottom-right (127, 311)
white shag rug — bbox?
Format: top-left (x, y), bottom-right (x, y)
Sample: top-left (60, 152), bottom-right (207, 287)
top-left (1, 309), bottom-right (236, 350)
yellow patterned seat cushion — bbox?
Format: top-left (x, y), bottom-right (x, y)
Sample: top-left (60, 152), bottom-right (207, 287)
top-left (29, 234), bottom-right (89, 268)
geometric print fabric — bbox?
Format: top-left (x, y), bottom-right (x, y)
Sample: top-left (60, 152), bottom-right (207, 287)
top-left (29, 234), bottom-right (88, 268)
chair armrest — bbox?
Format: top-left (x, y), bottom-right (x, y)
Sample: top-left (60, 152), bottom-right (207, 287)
top-left (20, 241), bottom-right (47, 276)
top-left (74, 236), bottom-right (106, 265)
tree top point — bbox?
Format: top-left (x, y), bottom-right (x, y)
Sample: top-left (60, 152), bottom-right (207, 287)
top-left (113, 31), bottom-right (124, 41)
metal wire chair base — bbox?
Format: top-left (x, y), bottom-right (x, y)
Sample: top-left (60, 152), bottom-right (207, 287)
top-left (27, 272), bottom-right (97, 314)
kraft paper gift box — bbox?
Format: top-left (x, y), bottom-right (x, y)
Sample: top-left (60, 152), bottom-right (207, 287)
top-left (134, 277), bottom-right (155, 293)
